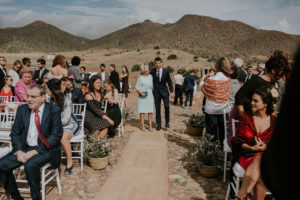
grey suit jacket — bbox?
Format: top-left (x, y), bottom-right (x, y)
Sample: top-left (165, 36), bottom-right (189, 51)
top-left (68, 66), bottom-right (83, 89)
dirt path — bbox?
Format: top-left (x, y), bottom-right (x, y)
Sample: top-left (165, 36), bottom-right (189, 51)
top-left (94, 131), bottom-right (169, 200)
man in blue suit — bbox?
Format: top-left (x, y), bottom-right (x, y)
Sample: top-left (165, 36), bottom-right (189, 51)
top-left (0, 85), bottom-right (63, 200)
top-left (183, 70), bottom-right (196, 109)
top-left (150, 57), bottom-right (173, 130)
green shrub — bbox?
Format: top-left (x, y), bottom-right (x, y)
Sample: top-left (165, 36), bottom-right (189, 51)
top-left (131, 64), bottom-right (141, 72)
top-left (167, 54), bottom-right (177, 60)
top-left (156, 51), bottom-right (161, 55)
top-left (148, 61), bottom-right (155, 69)
top-left (154, 46), bottom-right (160, 50)
top-left (166, 66), bottom-right (174, 73)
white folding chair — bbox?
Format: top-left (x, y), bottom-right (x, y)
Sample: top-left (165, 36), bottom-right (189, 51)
top-left (0, 96), bottom-right (15, 112)
top-left (223, 107), bottom-right (232, 182)
top-left (15, 163), bottom-right (62, 200)
top-left (62, 103), bottom-right (87, 170)
top-left (118, 94), bottom-right (125, 137)
top-left (0, 112), bottom-right (15, 150)
top-left (232, 119), bottom-right (239, 137)
top-left (101, 99), bottom-right (108, 113)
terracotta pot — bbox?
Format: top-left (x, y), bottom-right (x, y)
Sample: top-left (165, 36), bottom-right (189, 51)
top-left (88, 156), bottom-right (109, 170)
top-left (186, 126), bottom-right (204, 136)
top-left (196, 162), bottom-right (219, 178)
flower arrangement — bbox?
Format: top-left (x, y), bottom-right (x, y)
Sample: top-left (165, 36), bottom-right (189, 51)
top-left (84, 135), bottom-right (112, 158)
top-left (194, 134), bottom-right (224, 166)
top-left (122, 107), bottom-right (134, 120)
top-left (185, 112), bottom-right (205, 129)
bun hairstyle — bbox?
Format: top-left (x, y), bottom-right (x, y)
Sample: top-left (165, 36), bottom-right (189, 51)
top-left (253, 86), bottom-right (278, 115)
top-left (265, 50), bottom-right (290, 81)
top-left (46, 78), bottom-right (64, 110)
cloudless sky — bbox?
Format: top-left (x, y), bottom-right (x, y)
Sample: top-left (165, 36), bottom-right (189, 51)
top-left (0, 0), bottom-right (299, 39)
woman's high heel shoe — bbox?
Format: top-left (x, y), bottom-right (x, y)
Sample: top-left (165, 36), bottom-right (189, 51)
top-left (64, 164), bottom-right (73, 176)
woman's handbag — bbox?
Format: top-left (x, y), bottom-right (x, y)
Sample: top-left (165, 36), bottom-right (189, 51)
top-left (138, 91), bottom-right (148, 97)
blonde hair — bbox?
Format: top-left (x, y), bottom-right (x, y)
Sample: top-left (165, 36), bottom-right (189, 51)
top-left (215, 57), bottom-right (232, 77)
top-left (19, 67), bottom-right (34, 77)
top-left (140, 63), bottom-right (149, 74)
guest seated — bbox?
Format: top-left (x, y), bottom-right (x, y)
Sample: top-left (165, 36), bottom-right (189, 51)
top-left (104, 80), bottom-right (122, 137)
top-left (232, 86), bottom-right (277, 200)
top-left (84, 76), bottom-right (114, 138)
top-left (45, 79), bottom-right (80, 176)
top-left (15, 67), bottom-right (35, 102)
top-left (8, 60), bottom-right (22, 87)
top-left (0, 75), bottom-right (15, 111)
top-left (61, 77), bottom-right (84, 103)
top-left (0, 84), bottom-right (63, 200)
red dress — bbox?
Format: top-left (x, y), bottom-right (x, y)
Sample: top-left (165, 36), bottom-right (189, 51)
top-left (0, 87), bottom-right (14, 110)
top-left (232, 112), bottom-right (276, 170)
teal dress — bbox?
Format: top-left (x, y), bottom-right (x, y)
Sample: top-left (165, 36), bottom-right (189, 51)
top-left (135, 75), bottom-right (154, 114)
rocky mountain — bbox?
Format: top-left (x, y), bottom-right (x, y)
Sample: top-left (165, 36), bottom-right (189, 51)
top-left (1, 15), bottom-right (299, 58)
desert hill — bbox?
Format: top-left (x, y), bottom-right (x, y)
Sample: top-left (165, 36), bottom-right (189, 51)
top-left (0, 21), bottom-right (90, 53)
top-left (1, 15), bottom-right (300, 59)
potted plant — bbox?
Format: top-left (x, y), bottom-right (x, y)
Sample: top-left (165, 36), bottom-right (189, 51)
top-left (184, 112), bottom-right (205, 136)
top-left (84, 135), bottom-right (112, 170)
top-left (194, 134), bottom-right (224, 177)
top-left (122, 107), bottom-right (133, 125)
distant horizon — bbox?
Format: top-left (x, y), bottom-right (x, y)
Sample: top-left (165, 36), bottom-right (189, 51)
top-left (0, 0), bottom-right (299, 39)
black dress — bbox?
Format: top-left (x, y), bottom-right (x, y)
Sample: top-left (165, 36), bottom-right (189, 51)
top-left (84, 95), bottom-right (110, 135)
top-left (121, 74), bottom-right (129, 97)
top-left (235, 75), bottom-right (272, 113)
top-left (105, 91), bottom-right (122, 137)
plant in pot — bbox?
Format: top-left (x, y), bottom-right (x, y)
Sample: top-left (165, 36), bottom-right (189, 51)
top-left (184, 112), bottom-right (205, 136)
top-left (84, 135), bottom-right (112, 170)
top-left (122, 107), bottom-right (133, 125)
top-left (194, 134), bottom-right (224, 177)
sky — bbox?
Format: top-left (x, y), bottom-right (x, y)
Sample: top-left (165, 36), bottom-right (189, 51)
top-left (0, 0), bottom-right (299, 39)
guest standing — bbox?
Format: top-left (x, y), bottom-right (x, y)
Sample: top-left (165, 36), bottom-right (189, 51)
top-left (135, 64), bottom-right (154, 131)
top-left (33, 59), bottom-right (49, 85)
top-left (120, 65), bottom-right (129, 97)
top-left (15, 67), bottom-right (35, 102)
top-left (68, 56), bottom-right (83, 89)
top-left (8, 60), bottom-right (22, 87)
top-left (150, 57), bottom-right (173, 130)
top-left (173, 69), bottom-right (184, 106)
top-left (183, 70), bottom-right (195, 109)
top-left (235, 50), bottom-right (290, 116)
top-left (97, 64), bottom-right (109, 87)
top-left (200, 57), bottom-right (232, 144)
top-left (84, 76), bottom-right (114, 138)
top-left (109, 64), bottom-right (120, 91)
top-left (232, 87), bottom-right (276, 200)
top-left (50, 55), bottom-right (68, 79)
top-left (233, 58), bottom-right (247, 84)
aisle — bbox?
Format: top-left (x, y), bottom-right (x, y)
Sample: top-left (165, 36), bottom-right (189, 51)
top-left (94, 131), bottom-right (168, 200)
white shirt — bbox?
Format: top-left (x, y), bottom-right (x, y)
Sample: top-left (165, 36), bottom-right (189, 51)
top-left (27, 103), bottom-right (45, 147)
top-left (200, 72), bottom-right (230, 115)
top-left (8, 69), bottom-right (19, 87)
top-left (101, 72), bottom-right (106, 82)
top-left (174, 74), bottom-right (184, 85)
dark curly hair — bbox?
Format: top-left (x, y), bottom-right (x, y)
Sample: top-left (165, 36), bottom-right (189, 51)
top-left (252, 86), bottom-right (275, 115)
top-left (47, 78), bottom-right (65, 110)
top-left (88, 75), bottom-right (101, 94)
top-left (265, 50), bottom-right (290, 81)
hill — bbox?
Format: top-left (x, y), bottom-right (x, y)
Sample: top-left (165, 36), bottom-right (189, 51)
top-left (0, 21), bottom-right (90, 53)
top-left (94, 15), bottom-right (300, 58)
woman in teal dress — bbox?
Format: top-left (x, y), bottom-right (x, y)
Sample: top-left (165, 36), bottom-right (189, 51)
top-left (135, 63), bottom-right (154, 131)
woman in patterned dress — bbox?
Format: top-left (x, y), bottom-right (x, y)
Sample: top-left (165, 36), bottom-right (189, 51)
top-left (84, 76), bottom-right (114, 138)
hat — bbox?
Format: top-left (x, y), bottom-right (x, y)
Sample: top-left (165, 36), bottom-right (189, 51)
top-left (258, 63), bottom-right (265, 69)
top-left (234, 58), bottom-right (243, 68)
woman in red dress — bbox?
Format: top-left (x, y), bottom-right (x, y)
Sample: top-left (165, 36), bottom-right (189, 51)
top-left (232, 86), bottom-right (277, 200)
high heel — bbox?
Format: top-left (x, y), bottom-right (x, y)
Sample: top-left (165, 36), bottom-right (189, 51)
top-left (64, 164), bottom-right (73, 176)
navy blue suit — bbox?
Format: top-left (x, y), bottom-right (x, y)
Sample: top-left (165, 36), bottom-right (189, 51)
top-left (150, 68), bottom-right (173, 125)
top-left (0, 102), bottom-right (63, 199)
top-left (183, 74), bottom-right (195, 107)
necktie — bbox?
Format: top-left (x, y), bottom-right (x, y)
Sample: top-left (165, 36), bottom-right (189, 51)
top-left (34, 110), bottom-right (50, 149)
top-left (157, 69), bottom-right (161, 82)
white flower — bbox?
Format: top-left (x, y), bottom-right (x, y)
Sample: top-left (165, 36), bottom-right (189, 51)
top-left (271, 88), bottom-right (279, 98)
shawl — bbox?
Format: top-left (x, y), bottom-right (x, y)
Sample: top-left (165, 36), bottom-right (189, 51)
top-left (201, 78), bottom-right (231, 104)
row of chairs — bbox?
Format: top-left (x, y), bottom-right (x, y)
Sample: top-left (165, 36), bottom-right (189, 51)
top-left (0, 94), bottom-right (126, 199)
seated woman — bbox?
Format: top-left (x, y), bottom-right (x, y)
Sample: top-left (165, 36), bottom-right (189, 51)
top-left (104, 80), bottom-right (122, 137)
top-left (15, 67), bottom-right (35, 102)
top-left (0, 75), bottom-right (15, 111)
top-left (84, 76), bottom-right (114, 138)
top-left (232, 86), bottom-right (277, 200)
top-left (45, 78), bottom-right (80, 176)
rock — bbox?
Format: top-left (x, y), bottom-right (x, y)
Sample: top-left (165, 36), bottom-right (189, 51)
top-left (169, 174), bottom-right (184, 180)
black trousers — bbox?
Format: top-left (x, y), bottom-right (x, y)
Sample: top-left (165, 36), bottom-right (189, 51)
top-left (0, 150), bottom-right (51, 200)
top-left (174, 84), bottom-right (183, 105)
top-left (154, 93), bottom-right (169, 125)
top-left (205, 113), bottom-right (226, 146)
top-left (184, 89), bottom-right (194, 107)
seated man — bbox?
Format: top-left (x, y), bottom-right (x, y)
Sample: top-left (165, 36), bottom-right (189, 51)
top-left (0, 85), bottom-right (63, 200)
top-left (61, 77), bottom-right (84, 103)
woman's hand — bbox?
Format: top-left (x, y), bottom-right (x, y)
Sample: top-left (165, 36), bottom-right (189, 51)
top-left (252, 136), bottom-right (267, 151)
top-left (103, 115), bottom-right (114, 126)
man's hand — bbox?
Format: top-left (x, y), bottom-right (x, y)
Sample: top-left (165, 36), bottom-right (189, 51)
top-left (16, 150), bottom-right (26, 163)
top-left (169, 92), bottom-right (174, 98)
top-left (23, 150), bottom-right (38, 162)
